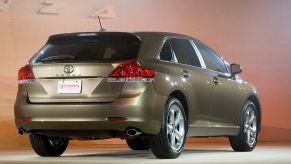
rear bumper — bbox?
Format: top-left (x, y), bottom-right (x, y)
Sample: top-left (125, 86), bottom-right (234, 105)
top-left (14, 84), bottom-right (167, 136)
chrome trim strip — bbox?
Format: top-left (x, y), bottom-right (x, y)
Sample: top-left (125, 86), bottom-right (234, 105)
top-left (170, 46), bottom-right (178, 63)
top-left (190, 40), bottom-right (206, 69)
top-left (157, 59), bottom-right (206, 71)
top-left (28, 99), bottom-right (114, 103)
top-left (18, 80), bottom-right (35, 84)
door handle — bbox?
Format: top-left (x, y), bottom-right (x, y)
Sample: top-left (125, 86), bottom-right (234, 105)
top-left (212, 77), bottom-right (220, 85)
top-left (180, 70), bottom-right (190, 79)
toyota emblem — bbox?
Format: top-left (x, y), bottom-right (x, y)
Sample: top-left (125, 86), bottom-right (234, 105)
top-left (64, 65), bottom-right (74, 74)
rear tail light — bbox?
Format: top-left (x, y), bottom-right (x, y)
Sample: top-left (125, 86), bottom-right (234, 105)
top-left (108, 60), bottom-right (155, 82)
top-left (18, 63), bottom-right (35, 83)
top-left (16, 117), bottom-right (32, 122)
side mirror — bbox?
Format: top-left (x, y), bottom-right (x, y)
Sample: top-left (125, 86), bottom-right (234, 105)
top-left (230, 63), bottom-right (242, 76)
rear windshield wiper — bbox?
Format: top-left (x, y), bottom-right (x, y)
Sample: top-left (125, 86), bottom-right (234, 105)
top-left (40, 55), bottom-right (75, 63)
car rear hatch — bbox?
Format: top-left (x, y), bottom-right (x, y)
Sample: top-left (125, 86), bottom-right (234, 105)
top-left (23, 32), bottom-right (141, 103)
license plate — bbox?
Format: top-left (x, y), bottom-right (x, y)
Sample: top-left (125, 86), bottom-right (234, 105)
top-left (57, 80), bottom-right (82, 94)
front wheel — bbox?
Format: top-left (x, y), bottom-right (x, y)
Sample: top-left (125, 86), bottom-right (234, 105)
top-left (150, 97), bottom-right (187, 159)
top-left (229, 101), bottom-right (259, 151)
top-left (29, 135), bottom-right (69, 156)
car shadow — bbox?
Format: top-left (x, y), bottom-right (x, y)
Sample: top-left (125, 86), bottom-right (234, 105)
top-left (63, 150), bottom-right (154, 159)
top-left (61, 149), bottom-right (233, 159)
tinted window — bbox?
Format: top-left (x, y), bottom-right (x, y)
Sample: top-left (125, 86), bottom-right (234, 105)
top-left (159, 40), bottom-right (173, 62)
top-left (170, 38), bottom-right (201, 67)
top-left (195, 42), bottom-right (227, 73)
top-left (32, 35), bottom-right (141, 63)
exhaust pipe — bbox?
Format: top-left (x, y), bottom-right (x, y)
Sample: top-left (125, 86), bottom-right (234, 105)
top-left (18, 128), bottom-right (24, 135)
top-left (125, 129), bottom-right (142, 138)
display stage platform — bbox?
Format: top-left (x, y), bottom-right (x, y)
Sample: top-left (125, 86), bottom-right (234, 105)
top-left (0, 142), bottom-right (290, 164)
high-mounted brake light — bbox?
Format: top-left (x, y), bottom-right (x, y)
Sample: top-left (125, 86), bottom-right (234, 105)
top-left (108, 60), bottom-right (155, 82)
top-left (18, 63), bottom-right (35, 83)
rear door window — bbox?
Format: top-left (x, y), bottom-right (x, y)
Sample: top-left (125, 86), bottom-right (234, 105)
top-left (159, 40), bottom-right (173, 62)
top-left (31, 34), bottom-right (141, 63)
top-left (170, 38), bottom-right (201, 67)
top-left (195, 42), bottom-right (227, 73)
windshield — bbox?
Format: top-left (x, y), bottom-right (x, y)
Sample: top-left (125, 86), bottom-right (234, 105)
top-left (31, 34), bottom-right (141, 63)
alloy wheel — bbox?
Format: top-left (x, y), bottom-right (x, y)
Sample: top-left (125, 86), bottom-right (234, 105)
top-left (166, 103), bottom-right (185, 151)
top-left (48, 137), bottom-right (66, 149)
top-left (244, 105), bottom-right (257, 147)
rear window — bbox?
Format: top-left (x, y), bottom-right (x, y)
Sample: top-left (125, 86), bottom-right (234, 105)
top-left (31, 34), bottom-right (141, 63)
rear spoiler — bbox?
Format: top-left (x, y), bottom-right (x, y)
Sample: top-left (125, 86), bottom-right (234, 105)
top-left (47, 32), bottom-right (141, 43)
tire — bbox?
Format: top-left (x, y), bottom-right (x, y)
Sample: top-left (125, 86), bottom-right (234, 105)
top-left (126, 137), bottom-right (150, 150)
top-left (150, 97), bottom-right (187, 159)
top-left (29, 135), bottom-right (69, 157)
top-left (229, 101), bottom-right (259, 152)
